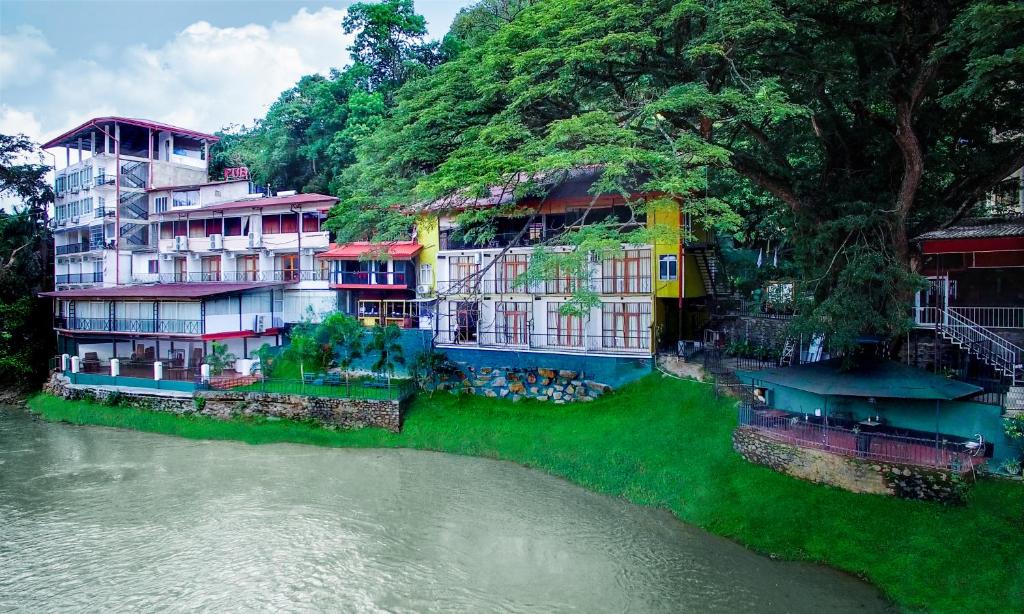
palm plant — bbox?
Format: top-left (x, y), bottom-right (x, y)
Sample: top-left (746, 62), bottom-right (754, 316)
top-left (369, 323), bottom-right (404, 379)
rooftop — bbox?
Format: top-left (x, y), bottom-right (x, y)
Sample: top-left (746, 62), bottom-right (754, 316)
top-left (42, 117), bottom-right (220, 150)
top-left (155, 193), bottom-right (338, 216)
top-left (915, 213), bottom-right (1024, 242)
top-left (418, 165), bottom-right (609, 212)
top-left (737, 358), bottom-right (983, 401)
top-left (146, 178), bottom-right (250, 193)
top-left (317, 241), bottom-right (422, 260)
top-left (40, 282), bottom-right (287, 300)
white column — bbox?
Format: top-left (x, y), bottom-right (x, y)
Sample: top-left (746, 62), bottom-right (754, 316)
top-left (110, 358), bottom-right (120, 377)
top-left (77, 137), bottom-right (83, 163)
top-left (153, 361), bottom-right (163, 381)
top-left (200, 363), bottom-right (210, 383)
top-left (61, 353), bottom-right (70, 371)
top-left (70, 356), bottom-right (81, 373)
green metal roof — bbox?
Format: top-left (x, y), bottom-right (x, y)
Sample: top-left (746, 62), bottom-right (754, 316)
top-left (737, 359), bottom-right (983, 401)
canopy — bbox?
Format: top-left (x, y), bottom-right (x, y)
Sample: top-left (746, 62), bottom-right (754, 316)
top-left (737, 359), bottom-right (982, 401)
top-left (317, 241), bottom-right (422, 260)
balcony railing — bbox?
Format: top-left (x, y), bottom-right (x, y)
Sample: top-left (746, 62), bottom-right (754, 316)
top-left (55, 272), bottom-right (104, 285)
top-left (737, 404), bottom-right (983, 472)
top-left (435, 330), bottom-right (652, 354)
top-left (949, 306), bottom-right (1024, 330)
top-left (439, 228), bottom-right (558, 250)
top-left (57, 317), bottom-right (203, 335)
top-left (436, 275), bottom-right (652, 296)
top-left (330, 270), bottom-right (409, 287)
top-left (154, 270), bottom-right (329, 283)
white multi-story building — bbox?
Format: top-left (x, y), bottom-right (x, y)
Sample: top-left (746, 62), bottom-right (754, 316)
top-left (43, 117), bottom-right (339, 377)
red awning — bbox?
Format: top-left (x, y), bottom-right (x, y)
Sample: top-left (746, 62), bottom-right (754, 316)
top-left (317, 241), bottom-right (422, 260)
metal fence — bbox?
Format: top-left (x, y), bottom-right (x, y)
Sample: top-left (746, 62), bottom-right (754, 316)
top-left (737, 404), bottom-right (980, 472)
top-left (203, 376), bottom-right (417, 401)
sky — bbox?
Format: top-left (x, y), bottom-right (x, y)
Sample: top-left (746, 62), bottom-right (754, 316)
top-left (0, 0), bottom-right (475, 146)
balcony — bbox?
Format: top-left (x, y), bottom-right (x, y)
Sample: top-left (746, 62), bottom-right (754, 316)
top-left (55, 241), bottom-right (104, 256)
top-left (56, 317), bottom-right (203, 335)
top-left (330, 270), bottom-right (410, 289)
top-left (435, 330), bottom-right (652, 355)
top-left (55, 272), bottom-right (104, 285)
top-left (436, 275), bottom-right (652, 296)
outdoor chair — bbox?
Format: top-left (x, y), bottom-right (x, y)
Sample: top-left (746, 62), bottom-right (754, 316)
top-left (82, 352), bottom-right (100, 372)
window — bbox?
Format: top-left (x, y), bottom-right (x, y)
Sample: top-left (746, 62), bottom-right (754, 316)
top-left (659, 255), bottom-right (678, 280)
top-left (161, 221), bottom-right (188, 239)
top-left (545, 264), bottom-right (582, 294)
top-left (302, 212), bottom-right (321, 232)
top-left (280, 213), bottom-right (298, 234)
top-left (239, 255), bottom-right (259, 281)
top-left (173, 257), bottom-right (187, 282)
top-left (200, 256), bottom-right (221, 281)
top-left (205, 218), bottom-right (223, 237)
top-left (224, 217), bottom-right (242, 236)
top-left (547, 302), bottom-right (585, 348)
top-left (188, 220), bottom-right (206, 238)
top-left (262, 214), bottom-right (280, 234)
top-left (172, 190), bottom-right (199, 209)
top-left (601, 302), bottom-right (651, 350)
top-left (495, 253), bottom-right (529, 293)
top-left (602, 249), bottom-right (652, 294)
top-left (278, 253), bottom-right (299, 281)
top-left (82, 198), bottom-right (92, 214)
top-left (154, 196), bottom-right (169, 213)
top-left (419, 263), bottom-right (433, 285)
top-left (147, 259), bottom-right (158, 274)
top-left (495, 301), bottom-right (530, 346)
top-left (448, 256), bottom-right (479, 292)
top-left (452, 301), bottom-right (479, 343)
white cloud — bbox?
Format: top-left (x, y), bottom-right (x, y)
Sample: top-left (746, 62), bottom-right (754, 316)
top-left (38, 7), bottom-right (353, 141)
top-left (0, 25), bottom-right (56, 88)
top-left (0, 105), bottom-right (43, 141)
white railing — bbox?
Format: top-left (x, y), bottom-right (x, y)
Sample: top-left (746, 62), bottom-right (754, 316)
top-left (949, 306), bottom-right (1024, 330)
top-left (919, 306), bottom-right (1023, 383)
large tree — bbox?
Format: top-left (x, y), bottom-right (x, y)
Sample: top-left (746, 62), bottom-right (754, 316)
top-left (0, 134), bottom-right (54, 387)
top-left (329, 0), bottom-right (1024, 350)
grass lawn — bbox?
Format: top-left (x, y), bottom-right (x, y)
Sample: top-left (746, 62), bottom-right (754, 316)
top-left (232, 378), bottom-right (411, 401)
top-left (27, 374), bottom-right (1024, 612)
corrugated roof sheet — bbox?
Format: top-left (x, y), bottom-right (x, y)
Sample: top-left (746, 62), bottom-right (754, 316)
top-left (736, 359), bottom-right (982, 401)
top-left (316, 241), bottom-right (422, 260)
top-left (915, 214), bottom-right (1024, 241)
top-left (40, 282), bottom-right (287, 299)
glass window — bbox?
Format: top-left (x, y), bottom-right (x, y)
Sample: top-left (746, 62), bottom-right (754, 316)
top-left (262, 214), bottom-right (280, 234)
top-left (302, 212), bottom-right (320, 232)
top-left (280, 213), bottom-right (298, 234)
top-left (224, 217), bottom-right (242, 236)
top-left (495, 254), bottom-right (529, 293)
top-left (172, 190), bottom-right (199, 208)
top-left (495, 301), bottom-right (530, 346)
top-left (147, 259), bottom-right (158, 274)
top-left (154, 197), bottom-right (169, 213)
top-left (205, 218), bottom-right (223, 237)
top-left (546, 302), bottom-right (585, 348)
top-left (601, 302), bottom-right (651, 350)
top-left (659, 255), bottom-right (678, 280)
top-left (188, 220), bottom-right (206, 238)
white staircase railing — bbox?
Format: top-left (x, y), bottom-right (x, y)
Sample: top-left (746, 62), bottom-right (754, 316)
top-left (921, 306), bottom-right (1023, 385)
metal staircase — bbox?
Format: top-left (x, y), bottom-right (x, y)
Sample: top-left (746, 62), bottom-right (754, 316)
top-left (120, 161), bottom-right (148, 189)
top-left (119, 191), bottom-right (148, 220)
top-left (933, 307), bottom-right (1023, 386)
top-left (688, 243), bottom-right (732, 297)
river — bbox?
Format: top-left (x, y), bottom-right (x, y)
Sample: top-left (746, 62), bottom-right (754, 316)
top-left (0, 406), bottom-right (892, 612)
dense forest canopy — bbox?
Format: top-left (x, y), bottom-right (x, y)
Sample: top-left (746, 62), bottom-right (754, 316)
top-left (210, 0), bottom-right (1024, 350)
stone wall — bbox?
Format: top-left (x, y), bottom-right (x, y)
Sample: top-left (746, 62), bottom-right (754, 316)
top-left (733, 426), bottom-right (971, 503)
top-left (45, 374), bottom-right (405, 432)
top-left (719, 315), bottom-right (791, 349)
top-left (438, 366), bottom-right (612, 403)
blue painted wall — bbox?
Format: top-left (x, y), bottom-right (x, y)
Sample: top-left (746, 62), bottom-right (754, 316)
top-left (438, 347), bottom-right (653, 388)
top-left (67, 372), bottom-right (196, 392)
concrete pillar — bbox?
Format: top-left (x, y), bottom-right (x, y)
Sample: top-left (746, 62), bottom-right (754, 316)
top-left (61, 353), bottom-right (70, 371)
top-left (70, 356), bottom-right (81, 373)
top-left (153, 361), bottom-right (163, 381)
top-left (110, 358), bottom-right (120, 377)
top-left (200, 363), bottom-right (210, 383)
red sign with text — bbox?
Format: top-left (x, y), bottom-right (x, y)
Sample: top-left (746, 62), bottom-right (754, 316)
top-left (224, 167), bottom-right (249, 180)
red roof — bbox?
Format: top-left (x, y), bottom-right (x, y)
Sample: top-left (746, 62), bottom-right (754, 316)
top-left (316, 241), bottom-right (422, 260)
top-left (42, 116), bottom-right (220, 149)
top-left (40, 282), bottom-right (287, 299)
top-left (157, 193), bottom-right (338, 215)
top-left (146, 178), bottom-right (249, 193)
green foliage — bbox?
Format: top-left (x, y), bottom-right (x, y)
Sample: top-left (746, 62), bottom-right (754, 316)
top-left (409, 350), bottom-right (459, 389)
top-left (203, 341), bottom-right (237, 376)
top-left (252, 343), bottom-right (278, 377)
top-left (316, 312), bottom-right (364, 370)
top-left (0, 133), bottom-right (54, 387)
top-left (28, 377), bottom-right (1024, 612)
top-left (369, 323), bottom-right (405, 378)
top-left (193, 396), bottom-right (206, 412)
top-left (283, 323), bottom-right (333, 375)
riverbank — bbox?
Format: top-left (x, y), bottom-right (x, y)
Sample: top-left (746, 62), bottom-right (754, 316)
top-left (25, 375), bottom-right (1024, 613)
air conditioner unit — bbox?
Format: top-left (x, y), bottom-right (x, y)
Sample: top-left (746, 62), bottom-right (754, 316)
top-left (254, 315), bottom-right (267, 333)
top-left (57, 220), bottom-right (66, 227)
top-left (174, 235), bottom-right (188, 251)
top-left (189, 252), bottom-right (200, 260)
top-left (415, 283), bottom-right (432, 295)
top-left (161, 254), bottom-right (174, 261)
top-left (248, 233), bottom-right (262, 248)
top-left (301, 247), bottom-right (314, 256)
top-left (474, 253), bottom-right (482, 264)
top-left (224, 251), bottom-right (236, 259)
top-left (209, 234), bottom-right (224, 250)
top-left (71, 217), bottom-right (80, 224)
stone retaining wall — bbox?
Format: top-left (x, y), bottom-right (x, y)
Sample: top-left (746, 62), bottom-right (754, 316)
top-left (438, 366), bottom-right (612, 402)
top-left (733, 426), bottom-right (971, 503)
top-left (45, 374), bottom-right (405, 432)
